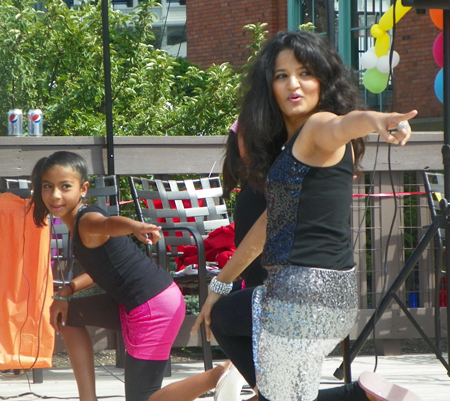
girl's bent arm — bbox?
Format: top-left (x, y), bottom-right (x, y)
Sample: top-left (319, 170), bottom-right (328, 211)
top-left (78, 212), bottom-right (161, 247)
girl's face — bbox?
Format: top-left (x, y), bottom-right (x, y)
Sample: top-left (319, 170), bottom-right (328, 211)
top-left (272, 49), bottom-right (321, 136)
top-left (41, 165), bottom-right (88, 220)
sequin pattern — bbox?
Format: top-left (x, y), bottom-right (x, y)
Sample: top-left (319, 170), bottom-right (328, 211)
top-left (252, 266), bottom-right (358, 401)
top-left (262, 151), bottom-right (310, 266)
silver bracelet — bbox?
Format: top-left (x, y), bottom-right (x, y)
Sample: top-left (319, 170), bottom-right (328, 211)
top-left (52, 295), bottom-right (72, 302)
top-left (210, 276), bottom-right (233, 296)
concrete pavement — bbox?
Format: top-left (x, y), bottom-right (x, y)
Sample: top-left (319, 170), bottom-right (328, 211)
top-left (1, 354), bottom-right (449, 400)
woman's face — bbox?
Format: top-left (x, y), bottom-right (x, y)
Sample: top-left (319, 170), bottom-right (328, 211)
top-left (272, 49), bottom-right (321, 135)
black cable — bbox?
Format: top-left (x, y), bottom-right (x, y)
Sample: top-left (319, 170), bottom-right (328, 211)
top-left (159, 0), bottom-right (172, 50)
top-left (352, 136), bottom-right (381, 251)
top-left (369, 0), bottom-right (400, 374)
top-left (93, 357), bottom-right (125, 383)
top-left (176, 21), bottom-right (187, 58)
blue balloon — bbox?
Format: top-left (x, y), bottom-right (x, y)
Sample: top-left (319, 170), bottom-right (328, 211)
top-left (434, 68), bottom-right (443, 103)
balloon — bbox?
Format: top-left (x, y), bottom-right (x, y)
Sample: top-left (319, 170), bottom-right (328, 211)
top-left (371, 24), bottom-right (385, 39)
top-left (433, 32), bottom-right (444, 68)
top-left (363, 68), bottom-right (389, 94)
top-left (375, 32), bottom-right (390, 57)
top-left (376, 55), bottom-right (392, 74)
top-left (434, 68), bottom-right (443, 103)
top-left (391, 51), bottom-right (400, 68)
top-left (378, 0), bottom-right (411, 32)
top-left (375, 52), bottom-right (400, 74)
top-left (430, 9), bottom-right (443, 31)
top-left (360, 51), bottom-right (378, 70)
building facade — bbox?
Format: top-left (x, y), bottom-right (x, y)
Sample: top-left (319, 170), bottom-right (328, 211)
top-left (185, 0), bottom-right (443, 125)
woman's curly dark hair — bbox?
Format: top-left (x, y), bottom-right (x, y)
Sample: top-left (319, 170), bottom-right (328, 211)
top-left (223, 30), bottom-right (367, 195)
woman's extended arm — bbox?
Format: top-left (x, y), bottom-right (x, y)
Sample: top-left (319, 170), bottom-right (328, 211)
top-left (292, 109), bottom-right (418, 168)
top-left (216, 209), bottom-right (267, 283)
top-left (307, 109), bottom-right (418, 153)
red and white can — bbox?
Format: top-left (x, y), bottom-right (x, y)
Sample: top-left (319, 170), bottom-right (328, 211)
top-left (8, 109), bottom-right (23, 136)
top-left (28, 109), bottom-right (44, 136)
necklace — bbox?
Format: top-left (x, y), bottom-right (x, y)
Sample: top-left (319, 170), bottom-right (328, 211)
top-left (75, 203), bottom-right (88, 223)
top-left (67, 204), bottom-right (87, 275)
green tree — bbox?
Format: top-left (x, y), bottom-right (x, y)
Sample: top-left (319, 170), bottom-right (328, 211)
top-left (0, 0), bottom-right (244, 136)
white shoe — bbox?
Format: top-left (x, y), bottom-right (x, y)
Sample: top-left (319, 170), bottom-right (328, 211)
top-left (214, 364), bottom-right (247, 401)
top-left (358, 371), bottom-right (423, 401)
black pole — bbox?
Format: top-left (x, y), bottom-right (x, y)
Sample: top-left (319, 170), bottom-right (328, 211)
top-left (326, 0), bottom-right (336, 46)
top-left (101, 0), bottom-right (115, 175)
top-left (443, 8), bottom-right (450, 366)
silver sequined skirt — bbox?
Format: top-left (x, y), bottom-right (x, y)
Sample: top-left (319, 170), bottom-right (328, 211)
top-left (252, 265), bottom-right (358, 401)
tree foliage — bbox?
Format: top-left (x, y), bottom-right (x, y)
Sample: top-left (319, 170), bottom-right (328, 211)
top-left (0, 0), bottom-right (245, 136)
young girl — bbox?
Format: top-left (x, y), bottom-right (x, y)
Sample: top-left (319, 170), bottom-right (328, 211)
top-left (28, 151), bottom-right (185, 401)
top-left (191, 30), bottom-right (418, 401)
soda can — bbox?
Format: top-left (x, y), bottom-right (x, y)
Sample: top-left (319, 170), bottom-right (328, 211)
top-left (28, 109), bottom-right (44, 136)
top-left (8, 109), bottom-right (23, 136)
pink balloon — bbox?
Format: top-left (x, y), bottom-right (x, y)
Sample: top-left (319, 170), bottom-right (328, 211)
top-left (433, 32), bottom-right (444, 68)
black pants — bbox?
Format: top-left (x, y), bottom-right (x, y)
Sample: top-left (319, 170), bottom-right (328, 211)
top-left (210, 287), bottom-right (368, 401)
top-left (66, 293), bottom-right (168, 401)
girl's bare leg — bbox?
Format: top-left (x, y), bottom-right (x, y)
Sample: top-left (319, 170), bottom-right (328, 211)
top-left (60, 326), bottom-right (98, 401)
top-left (147, 361), bottom-right (232, 401)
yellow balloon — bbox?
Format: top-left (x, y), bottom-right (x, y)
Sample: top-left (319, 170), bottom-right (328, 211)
top-left (370, 24), bottom-right (385, 39)
top-left (375, 32), bottom-right (390, 57)
top-left (379, 0), bottom-right (411, 31)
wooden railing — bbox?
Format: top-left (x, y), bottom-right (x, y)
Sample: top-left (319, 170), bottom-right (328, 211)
top-left (0, 132), bottom-right (446, 351)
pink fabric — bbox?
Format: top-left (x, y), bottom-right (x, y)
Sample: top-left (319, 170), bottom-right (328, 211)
top-left (119, 282), bottom-right (185, 360)
top-left (230, 119), bottom-right (239, 134)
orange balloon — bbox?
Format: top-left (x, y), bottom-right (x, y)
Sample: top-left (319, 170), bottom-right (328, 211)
top-left (430, 9), bottom-right (443, 30)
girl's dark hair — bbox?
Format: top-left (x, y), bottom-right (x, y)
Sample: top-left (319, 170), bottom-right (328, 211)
top-left (225, 30), bottom-right (367, 193)
top-left (29, 151), bottom-right (88, 227)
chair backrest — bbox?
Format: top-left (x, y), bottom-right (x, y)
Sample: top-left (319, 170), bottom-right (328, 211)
top-left (423, 171), bottom-right (445, 245)
top-left (1, 178), bottom-right (32, 198)
top-left (87, 175), bottom-right (120, 216)
top-left (50, 218), bottom-right (74, 282)
top-left (128, 176), bottom-right (230, 260)
top-left (423, 172), bottom-right (444, 218)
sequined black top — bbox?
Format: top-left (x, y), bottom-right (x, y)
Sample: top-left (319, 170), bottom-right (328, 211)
top-left (262, 129), bottom-right (355, 271)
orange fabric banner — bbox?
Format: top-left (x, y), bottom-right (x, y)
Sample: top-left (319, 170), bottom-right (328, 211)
top-left (0, 193), bottom-right (54, 370)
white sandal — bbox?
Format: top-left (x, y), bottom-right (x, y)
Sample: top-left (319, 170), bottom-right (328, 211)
top-left (214, 364), bottom-right (247, 401)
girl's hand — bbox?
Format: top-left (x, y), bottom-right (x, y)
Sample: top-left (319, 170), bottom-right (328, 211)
top-left (372, 109), bottom-right (418, 146)
top-left (50, 298), bottom-right (69, 334)
top-left (133, 222), bottom-right (162, 245)
top-left (190, 291), bottom-right (222, 341)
